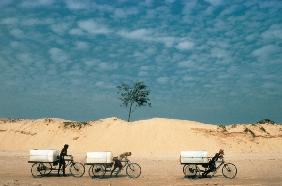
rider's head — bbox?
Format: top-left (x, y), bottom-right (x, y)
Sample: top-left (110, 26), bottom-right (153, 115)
top-left (219, 149), bottom-right (224, 155)
top-left (64, 144), bottom-right (69, 149)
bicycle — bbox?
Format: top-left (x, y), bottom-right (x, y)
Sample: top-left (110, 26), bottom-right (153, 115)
top-left (29, 155), bottom-right (85, 178)
top-left (182, 156), bottom-right (237, 179)
top-left (86, 155), bottom-right (141, 179)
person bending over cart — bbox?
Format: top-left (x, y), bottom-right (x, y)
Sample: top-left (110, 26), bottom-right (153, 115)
top-left (58, 144), bottom-right (69, 176)
top-left (110, 152), bottom-right (131, 176)
top-left (202, 149), bottom-right (224, 178)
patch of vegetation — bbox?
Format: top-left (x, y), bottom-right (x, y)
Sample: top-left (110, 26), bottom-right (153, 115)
top-left (259, 126), bottom-right (267, 133)
top-left (231, 124), bottom-right (237, 128)
top-left (44, 118), bottom-right (54, 123)
top-left (217, 124), bottom-right (227, 132)
top-left (251, 123), bottom-right (257, 126)
top-left (9, 118), bottom-right (22, 123)
top-left (63, 121), bottom-right (90, 129)
top-left (244, 127), bottom-right (256, 138)
top-left (257, 119), bottom-right (275, 125)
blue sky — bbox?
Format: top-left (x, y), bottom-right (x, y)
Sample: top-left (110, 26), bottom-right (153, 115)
top-left (0, 0), bottom-right (282, 124)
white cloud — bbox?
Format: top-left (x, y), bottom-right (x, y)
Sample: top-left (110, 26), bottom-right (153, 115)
top-left (98, 62), bottom-right (118, 71)
top-left (182, 0), bottom-right (197, 14)
top-left (10, 28), bottom-right (24, 38)
top-left (157, 77), bottom-right (169, 84)
top-left (51, 23), bottom-right (70, 34)
top-left (176, 40), bottom-right (194, 50)
top-left (261, 82), bottom-right (277, 89)
top-left (140, 66), bottom-right (151, 71)
top-left (177, 61), bottom-right (195, 68)
top-left (182, 76), bottom-right (194, 82)
top-left (204, 0), bottom-right (223, 6)
top-left (20, 0), bottom-right (54, 8)
top-left (156, 36), bottom-right (176, 47)
top-left (22, 18), bottom-right (54, 26)
top-left (252, 45), bottom-right (281, 61)
top-left (74, 41), bottom-right (89, 50)
top-left (118, 28), bottom-right (176, 46)
top-left (69, 28), bottom-right (84, 35)
top-left (95, 81), bottom-right (114, 89)
top-left (118, 28), bottom-right (194, 49)
top-left (138, 71), bottom-right (149, 77)
top-left (78, 19), bottom-right (111, 35)
top-left (10, 41), bottom-right (22, 48)
top-left (114, 7), bottom-right (139, 18)
top-left (211, 48), bottom-right (229, 59)
top-left (118, 28), bottom-right (152, 40)
top-left (1, 17), bottom-right (18, 25)
top-left (49, 47), bottom-right (69, 62)
top-left (261, 24), bottom-right (282, 40)
top-left (64, 0), bottom-right (90, 9)
top-left (16, 53), bottom-right (33, 64)
top-left (0, 0), bottom-right (13, 7)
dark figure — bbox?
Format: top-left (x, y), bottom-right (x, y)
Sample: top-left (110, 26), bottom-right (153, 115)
top-left (58, 144), bottom-right (69, 176)
top-left (110, 152), bottom-right (131, 176)
top-left (202, 149), bottom-right (224, 178)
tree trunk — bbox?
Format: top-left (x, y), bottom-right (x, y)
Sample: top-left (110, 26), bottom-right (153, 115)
top-left (127, 102), bottom-right (133, 122)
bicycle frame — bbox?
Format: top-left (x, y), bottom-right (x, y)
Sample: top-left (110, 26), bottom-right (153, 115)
top-left (184, 157), bottom-right (225, 176)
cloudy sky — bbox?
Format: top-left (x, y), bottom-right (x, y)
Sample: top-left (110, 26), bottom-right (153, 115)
top-left (0, 0), bottom-right (281, 124)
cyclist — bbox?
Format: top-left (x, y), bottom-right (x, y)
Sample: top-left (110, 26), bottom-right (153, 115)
top-left (58, 144), bottom-right (69, 176)
top-left (110, 152), bottom-right (131, 176)
top-left (202, 149), bottom-right (224, 177)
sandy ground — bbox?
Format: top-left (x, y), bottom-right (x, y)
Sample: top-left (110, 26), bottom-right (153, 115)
top-left (1, 118), bottom-right (282, 185)
top-left (0, 152), bottom-right (282, 186)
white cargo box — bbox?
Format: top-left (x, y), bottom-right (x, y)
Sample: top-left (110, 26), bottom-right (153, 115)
top-left (30, 149), bottom-right (59, 162)
top-left (86, 152), bottom-right (113, 164)
top-left (180, 151), bottom-right (208, 164)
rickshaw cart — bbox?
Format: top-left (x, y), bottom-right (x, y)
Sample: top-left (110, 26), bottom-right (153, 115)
top-left (85, 152), bottom-right (141, 179)
top-left (180, 151), bottom-right (237, 179)
top-left (28, 155), bottom-right (85, 178)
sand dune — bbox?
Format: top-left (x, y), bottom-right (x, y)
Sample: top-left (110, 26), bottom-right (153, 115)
top-left (0, 117), bottom-right (282, 159)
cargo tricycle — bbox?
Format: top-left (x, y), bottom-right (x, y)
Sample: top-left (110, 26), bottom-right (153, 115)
top-left (85, 152), bottom-right (141, 179)
top-left (28, 149), bottom-right (85, 178)
top-left (180, 151), bottom-right (237, 179)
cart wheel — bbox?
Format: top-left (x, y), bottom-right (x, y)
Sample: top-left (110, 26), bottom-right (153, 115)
top-left (92, 164), bottom-right (106, 179)
top-left (42, 163), bottom-right (52, 176)
top-left (184, 164), bottom-right (197, 178)
top-left (88, 165), bottom-right (94, 178)
top-left (31, 163), bottom-right (45, 178)
top-left (182, 165), bottom-right (187, 174)
top-left (222, 163), bottom-right (237, 179)
top-left (70, 162), bottom-right (85, 177)
top-left (126, 163), bottom-right (141, 178)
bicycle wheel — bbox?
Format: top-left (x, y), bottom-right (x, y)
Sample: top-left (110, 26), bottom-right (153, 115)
top-left (31, 163), bottom-right (45, 177)
top-left (70, 162), bottom-right (85, 177)
top-left (222, 163), bottom-right (237, 179)
top-left (182, 165), bottom-right (187, 174)
top-left (126, 163), bottom-right (141, 178)
top-left (42, 163), bottom-right (52, 176)
top-left (88, 165), bottom-right (94, 177)
top-left (184, 164), bottom-right (197, 178)
top-left (92, 164), bottom-right (106, 178)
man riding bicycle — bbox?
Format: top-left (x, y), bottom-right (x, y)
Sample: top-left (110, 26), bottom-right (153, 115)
top-left (58, 144), bottom-right (69, 176)
top-left (202, 149), bottom-right (224, 177)
top-left (110, 152), bottom-right (131, 176)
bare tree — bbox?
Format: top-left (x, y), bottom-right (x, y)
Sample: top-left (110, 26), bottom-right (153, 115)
top-left (117, 81), bottom-right (151, 122)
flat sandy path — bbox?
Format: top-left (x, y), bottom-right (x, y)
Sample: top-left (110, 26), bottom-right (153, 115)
top-left (1, 152), bottom-right (282, 186)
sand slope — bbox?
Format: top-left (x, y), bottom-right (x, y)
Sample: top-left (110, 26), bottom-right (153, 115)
top-left (0, 118), bottom-right (282, 158)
